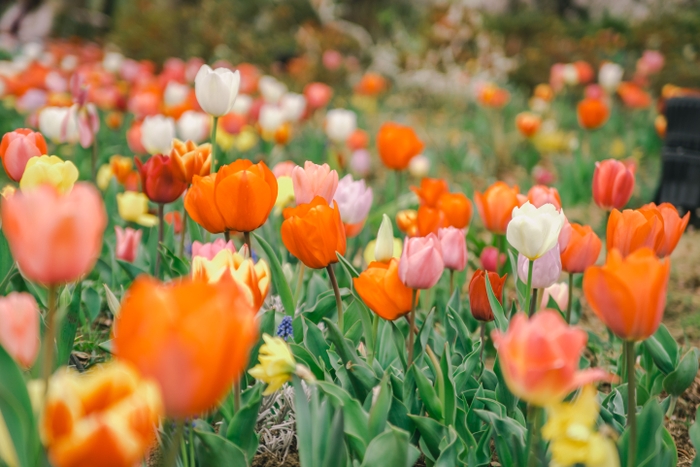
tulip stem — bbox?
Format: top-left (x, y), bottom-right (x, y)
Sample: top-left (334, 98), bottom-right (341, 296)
top-left (479, 321), bottom-right (486, 364)
top-left (180, 431), bottom-right (189, 467)
top-left (449, 270), bottom-right (455, 296)
top-left (408, 289), bottom-right (417, 368)
top-left (91, 138), bottom-right (98, 183)
top-left (234, 380), bottom-right (241, 413)
top-left (294, 264), bottom-right (306, 303)
top-left (224, 230), bottom-right (230, 242)
top-left (395, 170), bottom-right (402, 202)
top-left (625, 340), bottom-right (637, 467)
top-left (496, 234), bottom-right (504, 276)
top-left (369, 314), bottom-right (379, 366)
top-left (41, 284), bottom-right (58, 394)
top-left (155, 204), bottom-right (164, 278)
top-left (566, 273), bottom-right (574, 323)
top-left (188, 423), bottom-right (196, 467)
top-left (210, 116), bottom-right (219, 173)
top-left (530, 288), bottom-right (539, 315)
top-left (526, 405), bottom-right (543, 467)
top-left (525, 259), bottom-right (534, 317)
top-left (0, 262), bottom-right (17, 294)
top-left (179, 207), bottom-right (188, 257)
top-left (244, 231), bottom-right (252, 255)
top-left (164, 419), bottom-right (185, 467)
top-left (327, 265), bottom-right (344, 331)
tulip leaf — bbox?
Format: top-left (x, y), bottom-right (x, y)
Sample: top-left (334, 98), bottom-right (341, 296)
top-left (82, 286), bottom-right (102, 323)
top-left (292, 375), bottom-right (313, 467)
top-left (619, 398), bottom-right (677, 467)
top-left (252, 232), bottom-right (296, 317)
top-left (360, 426), bottom-right (420, 467)
top-left (643, 324), bottom-right (679, 375)
top-left (195, 429), bottom-right (249, 466)
top-left (439, 344), bottom-right (457, 427)
top-left (435, 427), bottom-right (461, 467)
top-left (413, 364), bottom-right (444, 421)
top-left (336, 252), bottom-right (360, 279)
top-left (368, 375), bottom-right (392, 439)
top-left (689, 407), bottom-right (700, 467)
top-left (408, 414), bottom-right (445, 460)
top-left (117, 259), bottom-right (149, 281)
top-left (57, 282), bottom-right (82, 367)
top-left (483, 272), bottom-right (508, 331)
top-left (226, 384), bottom-right (263, 459)
top-left (663, 348), bottom-right (700, 397)
top-left (0, 230), bottom-right (12, 281)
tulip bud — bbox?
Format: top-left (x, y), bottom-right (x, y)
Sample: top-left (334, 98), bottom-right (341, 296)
top-left (280, 93), bottom-right (307, 123)
top-left (350, 149), bottom-right (371, 177)
top-left (292, 161), bottom-right (339, 205)
top-left (194, 65), bottom-right (241, 117)
top-left (375, 214), bottom-right (395, 263)
top-left (399, 234), bottom-right (444, 289)
top-left (518, 244), bottom-right (562, 289)
top-left (592, 159), bottom-right (635, 211)
top-left (438, 227), bottom-right (467, 271)
top-left (598, 63), bottom-right (624, 93)
top-left (0, 292), bottom-right (39, 368)
top-left (115, 226), bottom-right (142, 263)
top-left (141, 115), bottom-right (176, 155)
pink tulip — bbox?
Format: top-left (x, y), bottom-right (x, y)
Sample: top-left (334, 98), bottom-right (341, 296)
top-left (350, 149), bottom-right (371, 177)
top-left (0, 129), bottom-right (48, 181)
top-left (584, 84), bottom-right (605, 100)
top-left (333, 174), bottom-right (373, 225)
top-left (16, 88), bottom-right (48, 114)
top-left (115, 226), bottom-right (142, 263)
top-left (558, 216), bottom-right (572, 252)
top-left (272, 161), bottom-right (297, 178)
top-left (532, 165), bottom-right (555, 185)
top-left (541, 282), bottom-right (569, 311)
top-left (292, 161), bottom-right (339, 205)
top-left (480, 246), bottom-right (506, 273)
top-left (527, 185), bottom-right (562, 210)
top-left (0, 292), bottom-right (39, 368)
top-left (399, 234), bottom-right (444, 289)
top-left (322, 50), bottom-right (343, 71)
top-left (191, 238), bottom-right (238, 260)
top-left (303, 82), bottom-right (333, 110)
top-left (637, 50), bottom-right (665, 75)
top-left (549, 63), bottom-right (566, 92)
top-left (438, 227), bottom-right (467, 271)
top-left (518, 244), bottom-right (562, 289)
top-left (592, 159), bottom-right (635, 210)
top-left (492, 310), bottom-right (612, 406)
top-left (126, 121), bottom-right (147, 155)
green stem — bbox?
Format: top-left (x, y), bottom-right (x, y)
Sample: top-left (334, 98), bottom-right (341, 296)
top-left (179, 207), bottom-right (188, 257)
top-left (294, 264), bottom-right (306, 303)
top-left (0, 262), bottom-right (17, 293)
top-left (42, 284), bottom-right (58, 394)
top-left (408, 289), bottom-right (417, 367)
top-left (327, 265), bottom-right (343, 331)
top-left (189, 421), bottom-right (196, 466)
top-left (234, 380), bottom-right (241, 413)
top-left (526, 405), bottom-right (543, 467)
top-left (496, 234), bottom-right (504, 276)
top-left (530, 287), bottom-right (539, 316)
top-left (395, 170), bottom-right (402, 203)
top-left (180, 429), bottom-right (189, 467)
top-left (449, 270), bottom-right (455, 296)
top-left (164, 420), bottom-right (185, 467)
top-left (666, 395), bottom-right (678, 418)
top-left (91, 137), bottom-right (98, 183)
top-left (155, 204), bottom-right (164, 278)
top-left (525, 259), bottom-right (534, 317)
top-left (566, 273), bottom-right (574, 324)
top-left (224, 230), bottom-right (230, 242)
top-left (244, 231), bottom-right (252, 255)
top-left (368, 313), bottom-right (379, 366)
top-left (625, 340), bottom-right (637, 467)
top-left (479, 321), bottom-right (486, 364)
top-left (210, 116), bottom-right (220, 173)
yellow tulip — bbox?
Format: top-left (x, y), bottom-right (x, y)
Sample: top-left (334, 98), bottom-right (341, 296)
top-left (275, 176), bottom-right (295, 210)
top-left (96, 164), bottom-right (114, 190)
top-left (116, 191), bottom-right (158, 227)
top-left (19, 156), bottom-right (78, 194)
top-left (235, 126), bottom-right (259, 152)
top-left (248, 334), bottom-right (297, 395)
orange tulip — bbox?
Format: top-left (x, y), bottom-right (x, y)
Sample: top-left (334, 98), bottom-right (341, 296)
top-left (354, 259), bottom-right (416, 320)
top-left (41, 362), bottom-right (163, 467)
top-left (114, 276), bottom-right (258, 418)
top-left (416, 206), bottom-right (445, 237)
top-left (281, 197), bottom-right (347, 269)
top-left (583, 248), bottom-right (670, 341)
top-left (377, 122), bottom-right (424, 170)
top-left (577, 98), bottom-right (609, 130)
top-left (560, 223), bottom-right (602, 273)
top-left (396, 209), bottom-right (419, 237)
top-left (477, 83), bottom-right (510, 108)
top-left (109, 155), bottom-right (136, 186)
top-left (170, 139), bottom-right (212, 184)
top-left (438, 192), bottom-right (472, 229)
top-left (192, 249), bottom-right (270, 310)
top-left (469, 270), bottom-right (507, 322)
top-left (534, 84), bottom-right (554, 102)
top-left (0, 184), bottom-right (107, 285)
top-left (515, 112), bottom-right (541, 137)
top-left (618, 82), bottom-right (651, 109)
top-left (655, 115), bottom-right (667, 138)
top-left (185, 160), bottom-right (277, 234)
top-left (640, 202), bottom-right (689, 257)
top-left (606, 208), bottom-right (664, 257)
top-left (411, 178), bottom-right (449, 207)
top-left (355, 72), bottom-right (387, 96)
top-left (474, 182), bottom-right (520, 235)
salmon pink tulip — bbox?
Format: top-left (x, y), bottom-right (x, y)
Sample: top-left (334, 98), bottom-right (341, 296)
top-left (592, 159), bottom-right (635, 210)
top-left (0, 292), bottom-right (39, 368)
top-left (292, 161), bottom-right (339, 205)
top-left (438, 227), bottom-right (467, 271)
top-left (0, 129), bottom-right (48, 181)
top-left (115, 226), bottom-right (142, 263)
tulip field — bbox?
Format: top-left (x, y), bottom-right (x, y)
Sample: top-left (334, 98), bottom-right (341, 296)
top-left (1, 21), bottom-right (700, 467)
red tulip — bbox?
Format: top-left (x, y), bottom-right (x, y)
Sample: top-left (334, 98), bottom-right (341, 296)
top-left (136, 154), bottom-right (188, 204)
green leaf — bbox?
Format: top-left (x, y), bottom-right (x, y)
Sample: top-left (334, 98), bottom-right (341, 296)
top-left (195, 430), bottom-right (249, 466)
top-left (435, 427), bottom-right (461, 467)
top-left (253, 232), bottom-right (296, 317)
top-left (57, 282), bottom-right (82, 366)
top-left (484, 271), bottom-right (508, 331)
top-left (439, 345), bottom-right (456, 426)
top-left (413, 365), bottom-right (443, 421)
top-left (643, 324), bottom-right (679, 375)
top-left (336, 252), bottom-right (360, 279)
top-left (82, 286), bottom-right (102, 323)
top-left (322, 409), bottom-right (347, 467)
top-left (293, 375), bottom-right (313, 467)
top-left (689, 406), bottom-right (700, 467)
top-left (226, 385), bottom-right (263, 460)
top-left (360, 427), bottom-right (419, 467)
top-left (663, 348), bottom-right (700, 397)
top-left (408, 415), bottom-right (445, 460)
top-left (368, 375), bottom-right (392, 439)
top-left (117, 259), bottom-right (149, 281)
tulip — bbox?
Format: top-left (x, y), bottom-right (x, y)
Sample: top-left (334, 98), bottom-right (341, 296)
top-left (216, 160), bottom-right (277, 233)
top-left (281, 197), bottom-right (346, 269)
top-left (618, 82), bottom-right (652, 109)
top-left (63, 103), bottom-right (100, 149)
top-left (249, 334), bottom-right (297, 395)
top-left (474, 182), bottom-right (520, 235)
top-left (412, 178), bottom-right (449, 207)
top-left (376, 122), bottom-right (424, 170)
top-left (438, 227), bottom-right (467, 272)
top-left (655, 115), bottom-right (667, 139)
top-left (469, 270), bottom-right (507, 322)
top-left (583, 248), bottom-right (669, 341)
top-left (115, 226), bottom-right (142, 263)
top-left (275, 176), bottom-right (295, 209)
top-left (346, 129), bottom-right (369, 151)
top-left (416, 206), bottom-right (445, 237)
top-left (354, 258), bottom-right (416, 321)
top-left (577, 98), bottom-right (609, 130)
top-left (41, 362), bottom-right (163, 467)
top-left (375, 214), bottom-right (396, 263)
top-left (560, 223), bottom-right (602, 273)
top-left (280, 93), bottom-right (307, 123)
top-left (641, 202), bottom-right (689, 257)
top-left (258, 104), bottom-right (286, 134)
top-left (507, 202), bottom-right (565, 261)
top-left (176, 110), bottom-right (210, 143)
top-left (192, 238), bottom-right (237, 260)
top-left (438, 192), bottom-right (473, 230)
top-left (399, 234), bottom-right (444, 290)
top-left (333, 174), bottom-right (373, 237)
top-left (39, 107), bottom-right (78, 144)
top-left (194, 65), bottom-right (241, 117)
top-left (606, 208), bottom-right (664, 257)
top-left (599, 62), bottom-right (624, 93)
top-left (492, 310), bottom-right (612, 406)
top-left (164, 81), bottom-right (190, 107)
top-left (364, 238), bottom-right (403, 265)
top-left (292, 161), bottom-right (339, 205)
top-left (515, 112), bottom-right (541, 137)
top-left (304, 82), bottom-right (333, 110)
top-left (592, 159), bottom-right (635, 210)
top-left (0, 128), bottom-right (48, 181)
top-left (135, 154), bottom-right (187, 204)
top-left (0, 292), bottom-right (39, 368)
top-left (169, 139), bottom-right (212, 184)
top-left (350, 149), bottom-right (371, 177)
top-left (408, 154), bottom-right (430, 178)
top-left (141, 115), bottom-right (176, 155)
top-left (527, 185), bottom-right (562, 210)
top-left (19, 155), bottom-right (79, 194)
top-left (116, 191), bottom-right (158, 227)
top-left (272, 161), bottom-right (297, 178)
top-left (477, 83), bottom-right (510, 107)
top-left (126, 120), bottom-right (147, 154)
top-left (396, 209), bottom-right (419, 237)
top-left (114, 276), bottom-right (258, 418)
top-left (325, 109), bottom-right (357, 144)
top-left (480, 246), bottom-right (506, 273)
top-left (355, 72), bottom-right (387, 96)
top-left (517, 244), bottom-right (562, 289)
top-left (258, 76), bottom-right (287, 104)
top-left (231, 94), bottom-right (253, 115)
top-left (192, 249), bottom-right (270, 310)
top-left (322, 50), bottom-right (343, 70)
top-left (164, 211), bottom-right (183, 234)
top-left (1, 183), bottom-right (106, 285)
top-left (541, 281), bottom-right (569, 311)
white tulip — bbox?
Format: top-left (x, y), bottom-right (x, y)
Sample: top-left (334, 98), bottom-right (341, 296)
top-left (194, 65), bottom-right (240, 117)
top-left (60, 54), bottom-right (78, 72)
top-left (164, 81), bottom-right (190, 107)
top-left (258, 104), bottom-right (286, 133)
top-left (506, 202), bottom-right (566, 261)
top-left (103, 52), bottom-right (124, 73)
top-left (141, 115), bottom-right (176, 154)
top-left (325, 108), bottom-right (357, 143)
top-left (231, 94), bottom-right (253, 115)
top-left (280, 93), bottom-right (307, 122)
top-left (598, 63), bottom-right (624, 93)
top-left (177, 111), bottom-right (210, 143)
top-left (374, 214), bottom-right (395, 263)
top-left (562, 64), bottom-right (579, 86)
top-left (258, 75), bottom-right (287, 104)
top-left (408, 155), bottom-right (430, 178)
top-left (39, 107), bottom-right (77, 144)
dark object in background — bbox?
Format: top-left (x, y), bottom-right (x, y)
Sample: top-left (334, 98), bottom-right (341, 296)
top-left (656, 97), bottom-right (700, 227)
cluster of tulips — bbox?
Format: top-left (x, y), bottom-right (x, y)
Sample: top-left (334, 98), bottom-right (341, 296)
top-left (0, 40), bottom-right (697, 467)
